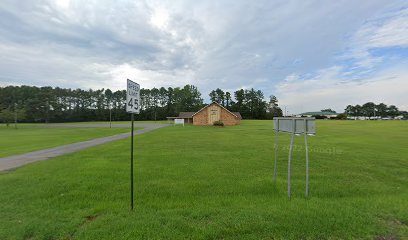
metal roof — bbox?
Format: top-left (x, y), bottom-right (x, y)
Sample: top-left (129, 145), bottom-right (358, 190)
top-left (301, 111), bottom-right (337, 116)
top-left (178, 112), bottom-right (195, 118)
top-left (168, 103), bottom-right (242, 120)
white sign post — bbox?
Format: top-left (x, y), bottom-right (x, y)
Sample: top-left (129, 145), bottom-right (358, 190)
top-left (174, 118), bottom-right (185, 126)
top-left (126, 79), bottom-right (140, 210)
top-left (273, 117), bottom-right (316, 199)
top-left (126, 79), bottom-right (140, 114)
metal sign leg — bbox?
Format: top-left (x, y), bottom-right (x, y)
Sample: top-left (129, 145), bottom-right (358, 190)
top-left (304, 126), bottom-right (309, 198)
top-left (288, 132), bottom-right (295, 199)
top-left (273, 129), bottom-right (278, 182)
top-left (130, 113), bottom-right (134, 210)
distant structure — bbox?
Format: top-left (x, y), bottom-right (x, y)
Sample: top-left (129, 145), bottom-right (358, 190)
top-left (167, 102), bottom-right (242, 126)
top-left (299, 111), bottom-right (338, 118)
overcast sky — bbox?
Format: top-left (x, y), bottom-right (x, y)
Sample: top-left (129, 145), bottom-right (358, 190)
top-left (1, 1), bottom-right (407, 113)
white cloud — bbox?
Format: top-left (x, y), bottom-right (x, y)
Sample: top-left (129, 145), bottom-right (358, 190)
top-left (277, 66), bottom-right (408, 113)
top-left (150, 8), bottom-right (170, 30)
top-left (276, 7), bottom-right (408, 114)
top-left (341, 7), bottom-right (408, 69)
top-left (0, 0), bottom-right (407, 109)
top-left (364, 8), bottom-right (408, 48)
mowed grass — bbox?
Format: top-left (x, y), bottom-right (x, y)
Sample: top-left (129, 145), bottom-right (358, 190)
top-left (0, 126), bottom-right (131, 157)
top-left (0, 120), bottom-right (407, 239)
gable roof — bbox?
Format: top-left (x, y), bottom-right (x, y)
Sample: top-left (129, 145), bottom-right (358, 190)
top-left (178, 112), bottom-right (195, 118)
top-left (232, 112), bottom-right (242, 120)
top-left (192, 102), bottom-right (240, 118)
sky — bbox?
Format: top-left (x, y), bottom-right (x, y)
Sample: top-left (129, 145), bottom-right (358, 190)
top-left (0, 0), bottom-right (407, 114)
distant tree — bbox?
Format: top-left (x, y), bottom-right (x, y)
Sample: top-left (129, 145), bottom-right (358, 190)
top-left (0, 108), bottom-right (14, 127)
top-left (355, 105), bottom-right (362, 117)
top-left (209, 88), bottom-right (225, 105)
top-left (375, 103), bottom-right (387, 117)
top-left (151, 88), bottom-right (160, 120)
top-left (344, 105), bottom-right (354, 116)
top-left (0, 84), bottom-right (283, 122)
top-left (225, 92), bottom-right (231, 108)
top-left (312, 114), bottom-right (327, 119)
top-left (233, 89), bottom-right (245, 115)
top-left (336, 113), bottom-right (347, 120)
top-left (320, 108), bottom-right (336, 113)
top-left (400, 111), bottom-right (408, 119)
top-left (344, 102), bottom-right (403, 119)
top-left (267, 95), bottom-right (282, 118)
top-left (209, 90), bottom-right (217, 103)
top-left (387, 105), bottom-right (399, 117)
top-left (216, 88), bottom-right (225, 106)
top-left (362, 102), bottom-right (376, 117)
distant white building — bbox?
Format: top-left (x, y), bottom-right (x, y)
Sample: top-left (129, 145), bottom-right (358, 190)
top-left (300, 111), bottom-right (338, 118)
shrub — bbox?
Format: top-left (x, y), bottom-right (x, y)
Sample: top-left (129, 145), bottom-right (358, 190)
top-left (213, 120), bottom-right (224, 127)
top-left (312, 115), bottom-right (327, 119)
top-left (336, 113), bottom-right (347, 120)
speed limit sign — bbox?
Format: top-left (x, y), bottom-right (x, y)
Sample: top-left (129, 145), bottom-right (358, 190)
top-left (126, 79), bottom-right (140, 114)
top-left (126, 78), bottom-right (140, 210)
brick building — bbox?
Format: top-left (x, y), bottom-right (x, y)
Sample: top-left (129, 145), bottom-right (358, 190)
top-left (167, 102), bottom-right (242, 126)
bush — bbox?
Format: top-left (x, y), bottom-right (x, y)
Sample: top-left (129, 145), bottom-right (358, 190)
top-left (336, 113), bottom-right (347, 120)
top-left (213, 120), bottom-right (224, 127)
top-left (312, 115), bottom-right (327, 119)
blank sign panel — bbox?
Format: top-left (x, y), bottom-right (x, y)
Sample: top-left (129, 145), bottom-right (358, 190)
top-left (273, 118), bottom-right (316, 134)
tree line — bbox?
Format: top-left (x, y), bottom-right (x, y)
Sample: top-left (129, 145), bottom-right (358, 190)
top-left (0, 85), bottom-right (282, 124)
top-left (344, 102), bottom-right (406, 118)
top-left (209, 88), bottom-right (282, 119)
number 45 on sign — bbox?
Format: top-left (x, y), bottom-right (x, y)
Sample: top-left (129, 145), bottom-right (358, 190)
top-left (126, 79), bottom-right (140, 114)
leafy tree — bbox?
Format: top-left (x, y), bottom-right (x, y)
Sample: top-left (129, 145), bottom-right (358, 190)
top-left (209, 88), bottom-right (225, 105)
top-left (344, 105), bottom-right (354, 116)
top-left (400, 111), bottom-right (408, 119)
top-left (336, 113), bottom-right (347, 120)
top-left (267, 95), bottom-right (282, 118)
top-left (233, 89), bottom-right (245, 114)
top-left (0, 108), bottom-right (14, 127)
top-left (225, 92), bottom-right (232, 108)
top-left (362, 102), bottom-right (375, 117)
top-left (376, 103), bottom-right (387, 117)
top-left (387, 105), bottom-right (399, 117)
top-left (0, 84), bottom-right (282, 122)
top-left (344, 102), bottom-right (402, 118)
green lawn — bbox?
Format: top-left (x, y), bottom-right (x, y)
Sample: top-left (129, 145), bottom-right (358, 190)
top-left (0, 126), bottom-right (131, 157)
top-left (0, 120), bottom-right (407, 239)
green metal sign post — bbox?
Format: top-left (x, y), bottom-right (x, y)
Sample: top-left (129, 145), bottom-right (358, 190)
top-left (126, 79), bottom-right (140, 210)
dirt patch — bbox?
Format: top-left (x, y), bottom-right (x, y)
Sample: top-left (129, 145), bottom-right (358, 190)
top-left (375, 216), bottom-right (408, 240)
top-left (84, 215), bottom-right (97, 223)
top-left (374, 236), bottom-right (399, 240)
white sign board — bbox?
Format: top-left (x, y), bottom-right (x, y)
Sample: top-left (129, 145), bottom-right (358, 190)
top-left (126, 79), bottom-right (140, 114)
top-left (174, 118), bottom-right (185, 126)
top-left (273, 117), bottom-right (316, 134)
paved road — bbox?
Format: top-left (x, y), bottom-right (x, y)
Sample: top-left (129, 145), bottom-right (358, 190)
top-left (0, 124), bottom-right (169, 172)
top-left (31, 123), bottom-right (168, 128)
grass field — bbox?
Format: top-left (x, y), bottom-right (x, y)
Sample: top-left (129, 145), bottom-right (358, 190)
top-left (0, 126), bottom-right (131, 157)
top-left (0, 120), bottom-right (407, 239)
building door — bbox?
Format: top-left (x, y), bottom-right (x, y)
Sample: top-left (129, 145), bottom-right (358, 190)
top-left (207, 105), bottom-right (220, 124)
